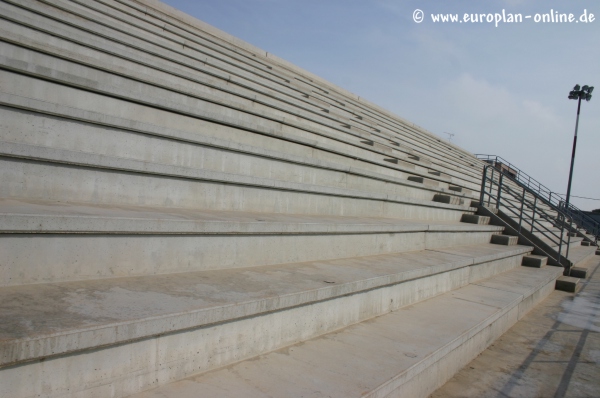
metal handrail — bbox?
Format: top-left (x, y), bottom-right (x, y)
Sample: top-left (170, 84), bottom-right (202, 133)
top-left (476, 154), bottom-right (599, 243)
top-left (479, 165), bottom-right (577, 270)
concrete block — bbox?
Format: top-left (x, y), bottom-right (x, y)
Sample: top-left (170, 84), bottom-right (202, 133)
top-left (433, 194), bottom-right (464, 206)
top-left (460, 214), bottom-right (490, 225)
top-left (581, 241), bottom-right (591, 246)
top-left (448, 186), bottom-right (472, 195)
top-left (521, 255), bottom-right (548, 268)
top-left (491, 235), bottom-right (518, 246)
top-left (408, 176), bottom-right (425, 184)
top-left (555, 276), bottom-right (579, 293)
top-left (407, 176), bottom-right (440, 188)
top-left (569, 267), bottom-right (588, 279)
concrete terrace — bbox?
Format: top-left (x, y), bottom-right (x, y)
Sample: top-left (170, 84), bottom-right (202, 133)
top-left (432, 253), bottom-right (600, 398)
top-left (0, 0), bottom-right (597, 397)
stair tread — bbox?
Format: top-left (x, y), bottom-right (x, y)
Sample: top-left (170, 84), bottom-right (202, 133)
top-left (0, 243), bottom-right (532, 367)
top-left (0, 140), bottom-right (468, 207)
top-left (565, 245), bottom-right (598, 266)
top-left (531, 232), bottom-right (582, 244)
top-left (0, 198), bottom-right (497, 234)
top-left (128, 266), bottom-right (562, 398)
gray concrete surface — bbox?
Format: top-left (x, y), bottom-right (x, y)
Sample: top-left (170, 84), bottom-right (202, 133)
top-left (0, 0), bottom-right (485, 188)
top-left (0, 198), bottom-right (503, 286)
top-left (522, 255), bottom-right (548, 268)
top-left (123, 266), bottom-right (562, 398)
top-left (0, 0), bottom-right (591, 397)
top-left (431, 255), bottom-right (600, 398)
top-left (492, 235), bottom-right (519, 246)
top-left (0, 243), bottom-right (530, 365)
top-left (0, 245), bottom-right (537, 397)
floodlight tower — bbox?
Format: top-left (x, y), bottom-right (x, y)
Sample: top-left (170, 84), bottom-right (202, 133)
top-left (565, 84), bottom-right (593, 209)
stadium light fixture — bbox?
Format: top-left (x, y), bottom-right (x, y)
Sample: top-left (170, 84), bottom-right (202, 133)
top-left (565, 84), bottom-right (593, 209)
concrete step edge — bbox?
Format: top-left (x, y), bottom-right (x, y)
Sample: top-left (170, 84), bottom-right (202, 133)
top-left (0, 141), bottom-right (476, 212)
top-left (129, 266), bottom-right (561, 398)
top-left (0, 244), bottom-right (533, 368)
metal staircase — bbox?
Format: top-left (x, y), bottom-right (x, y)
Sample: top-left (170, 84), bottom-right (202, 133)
top-left (475, 154), bottom-right (599, 274)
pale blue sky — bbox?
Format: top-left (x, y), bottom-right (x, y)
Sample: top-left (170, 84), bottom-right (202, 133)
top-left (162, 0), bottom-right (599, 210)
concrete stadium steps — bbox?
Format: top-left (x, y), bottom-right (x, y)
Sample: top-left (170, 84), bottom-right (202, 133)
top-left (0, 0), bottom-right (571, 397)
top-left (301, 87), bottom-right (482, 174)
top-left (0, 64), bottom-right (474, 195)
top-left (0, 153), bottom-right (475, 222)
top-left (0, 0), bottom-right (484, 191)
top-left (0, 95), bottom-right (426, 196)
top-left (0, 105), bottom-right (472, 206)
top-left (568, 245), bottom-right (599, 279)
top-left (125, 262), bottom-right (563, 398)
top-left (61, 3), bottom-right (476, 178)
top-left (0, 243), bottom-right (541, 398)
top-left (566, 245), bottom-right (598, 267)
top-left (0, 199), bottom-right (504, 286)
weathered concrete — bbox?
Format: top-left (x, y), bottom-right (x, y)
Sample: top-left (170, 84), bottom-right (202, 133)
top-left (431, 256), bottom-right (600, 398)
top-left (0, 245), bottom-right (535, 397)
top-left (555, 276), bottom-right (580, 293)
top-left (522, 255), bottom-right (548, 268)
top-left (0, 0), bottom-right (574, 397)
top-left (570, 267), bottom-right (588, 279)
top-left (461, 214), bottom-right (490, 225)
top-left (433, 194), bottom-right (464, 205)
top-left (122, 266), bottom-right (561, 398)
top-left (491, 234), bottom-right (518, 246)
top-left (0, 198), bottom-right (505, 286)
top-left (0, 0), bottom-right (485, 189)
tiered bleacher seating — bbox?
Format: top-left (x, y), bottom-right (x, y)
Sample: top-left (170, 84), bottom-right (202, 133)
top-left (0, 1), bottom-right (586, 397)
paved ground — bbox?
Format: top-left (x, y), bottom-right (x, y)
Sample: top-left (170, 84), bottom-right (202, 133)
top-left (431, 253), bottom-right (600, 398)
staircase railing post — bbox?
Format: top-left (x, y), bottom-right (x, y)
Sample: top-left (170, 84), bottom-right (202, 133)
top-left (557, 216), bottom-right (565, 267)
top-left (479, 166), bottom-right (488, 206)
top-left (518, 185), bottom-right (526, 234)
top-left (488, 167), bottom-right (495, 207)
top-left (530, 196), bottom-right (537, 234)
top-left (496, 173), bottom-right (504, 210)
top-left (566, 217), bottom-right (573, 259)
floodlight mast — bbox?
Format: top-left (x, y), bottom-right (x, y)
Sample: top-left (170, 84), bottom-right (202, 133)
top-left (565, 84), bottom-right (593, 209)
